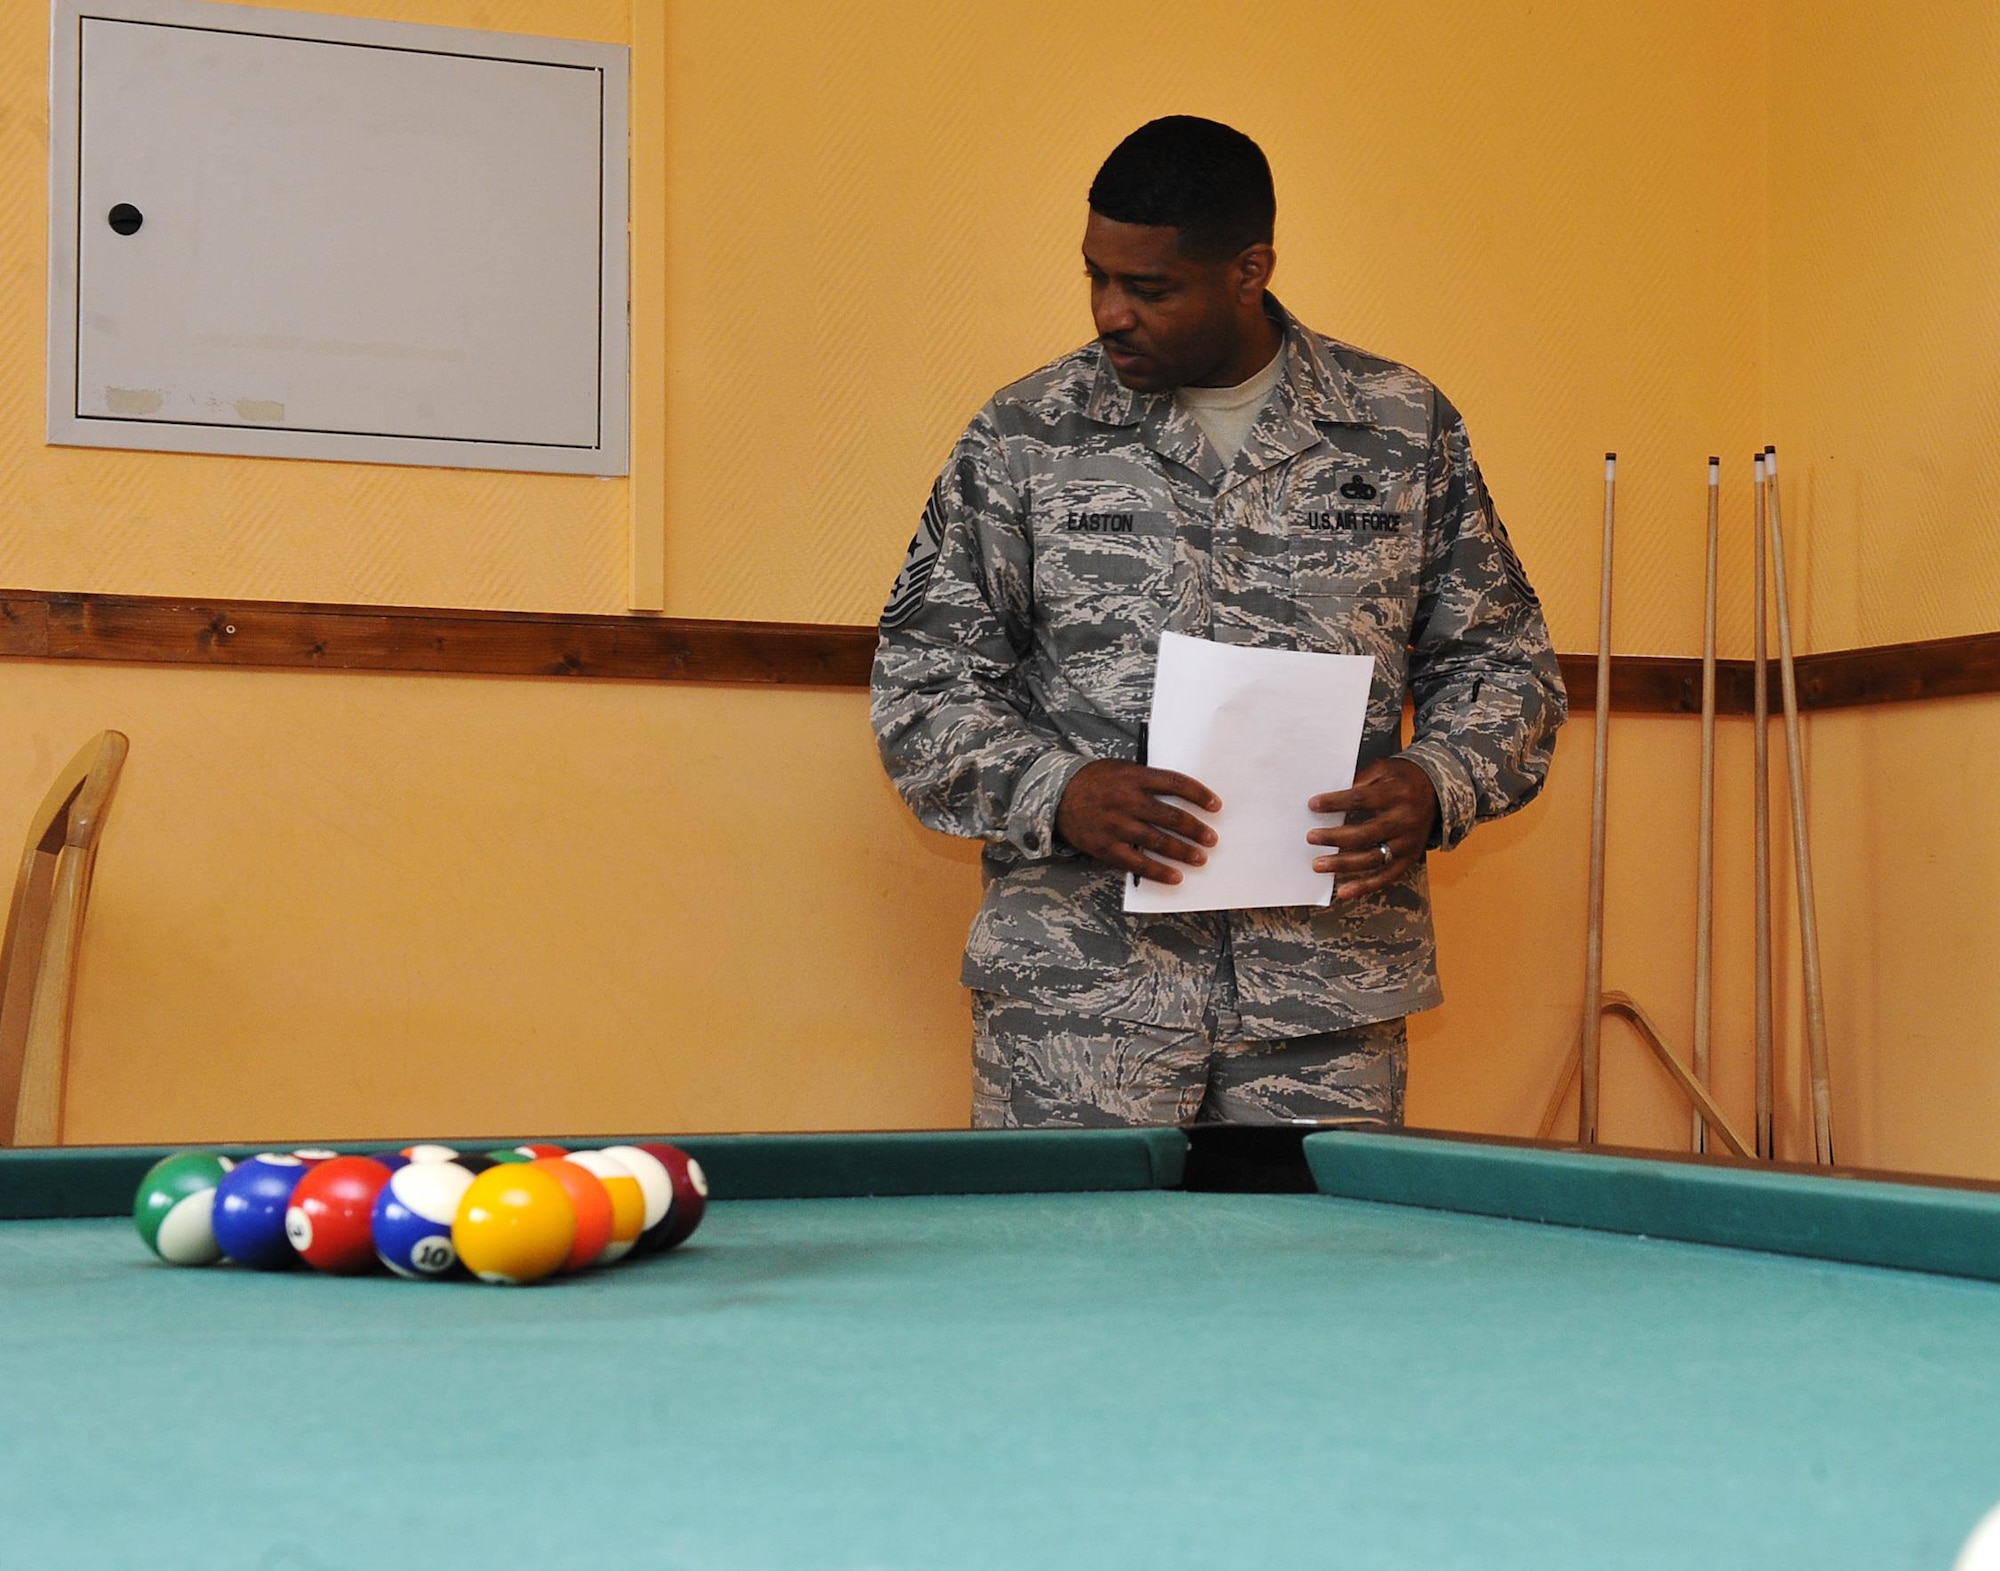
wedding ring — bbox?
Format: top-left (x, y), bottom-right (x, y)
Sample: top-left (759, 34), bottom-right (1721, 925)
top-left (1376, 842), bottom-right (1393, 866)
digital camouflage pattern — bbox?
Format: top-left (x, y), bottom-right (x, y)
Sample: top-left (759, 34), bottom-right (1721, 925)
top-left (872, 300), bottom-right (1566, 1037)
top-left (971, 993), bottom-right (1407, 1129)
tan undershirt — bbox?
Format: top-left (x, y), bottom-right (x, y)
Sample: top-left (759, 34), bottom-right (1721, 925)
top-left (1175, 348), bottom-right (1285, 466)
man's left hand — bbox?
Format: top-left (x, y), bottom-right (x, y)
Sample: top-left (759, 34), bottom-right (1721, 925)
top-left (1308, 758), bottom-right (1439, 901)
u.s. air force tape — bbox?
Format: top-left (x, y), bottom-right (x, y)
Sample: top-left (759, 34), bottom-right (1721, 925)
top-left (881, 488), bottom-right (948, 631)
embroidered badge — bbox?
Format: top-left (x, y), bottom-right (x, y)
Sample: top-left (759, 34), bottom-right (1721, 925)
top-left (881, 488), bottom-right (948, 631)
top-left (1484, 491), bottom-right (1539, 607)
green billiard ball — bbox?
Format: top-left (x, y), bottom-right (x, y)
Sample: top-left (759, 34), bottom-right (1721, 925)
top-left (133, 1151), bottom-right (235, 1266)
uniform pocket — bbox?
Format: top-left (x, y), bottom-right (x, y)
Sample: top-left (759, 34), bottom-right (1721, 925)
top-left (1032, 497), bottom-right (1176, 708)
top-left (1038, 505), bottom-right (1174, 595)
top-left (1290, 521), bottom-right (1418, 600)
top-left (1287, 464), bottom-right (1422, 610)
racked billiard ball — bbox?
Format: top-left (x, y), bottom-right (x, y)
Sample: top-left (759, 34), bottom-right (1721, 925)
top-left (133, 1151), bottom-right (234, 1266)
top-left (634, 1142), bottom-right (708, 1252)
top-left (372, 1161), bottom-right (476, 1280)
top-left (452, 1165), bottom-right (575, 1286)
top-left (213, 1155), bottom-right (311, 1270)
top-left (285, 1156), bottom-right (393, 1273)
top-left (529, 1158), bottom-right (615, 1272)
top-left (490, 1144), bottom-right (568, 1164)
top-left (564, 1150), bottom-right (646, 1265)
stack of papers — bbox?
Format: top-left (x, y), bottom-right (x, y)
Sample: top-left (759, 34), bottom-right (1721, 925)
top-left (1124, 632), bottom-right (1375, 914)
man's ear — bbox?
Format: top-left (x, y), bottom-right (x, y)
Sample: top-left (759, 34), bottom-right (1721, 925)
top-left (1231, 243), bottom-right (1276, 301)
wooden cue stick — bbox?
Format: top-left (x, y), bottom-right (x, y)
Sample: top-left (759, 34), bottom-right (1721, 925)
top-left (1692, 458), bottom-right (1719, 1152)
top-left (1764, 446), bottom-right (1836, 1164)
top-left (1580, 452), bottom-right (1616, 1144)
top-left (1753, 453), bottom-right (1774, 1159)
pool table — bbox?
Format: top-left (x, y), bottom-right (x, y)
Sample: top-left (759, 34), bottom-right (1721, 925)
top-left (4, 1126), bottom-right (2000, 1569)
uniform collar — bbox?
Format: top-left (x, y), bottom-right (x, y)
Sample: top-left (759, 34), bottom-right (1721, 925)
top-left (1082, 298), bottom-right (1369, 485)
top-left (1082, 296), bottom-right (1369, 433)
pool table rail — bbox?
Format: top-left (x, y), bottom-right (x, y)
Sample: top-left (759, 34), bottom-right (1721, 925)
top-left (0, 1127), bottom-right (1188, 1220)
top-left (1310, 1129), bottom-right (2000, 1283)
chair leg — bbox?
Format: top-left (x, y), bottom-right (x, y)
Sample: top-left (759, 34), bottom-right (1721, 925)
top-left (13, 849), bottom-right (92, 1146)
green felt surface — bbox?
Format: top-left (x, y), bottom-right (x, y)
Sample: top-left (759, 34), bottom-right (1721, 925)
top-left (6, 1192), bottom-right (2000, 1569)
top-left (1309, 1131), bottom-right (2000, 1281)
top-left (0, 1128), bottom-right (1187, 1219)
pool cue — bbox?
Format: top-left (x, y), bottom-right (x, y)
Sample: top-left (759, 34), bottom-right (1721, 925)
top-left (1691, 458), bottom-right (1719, 1152)
top-left (1580, 452), bottom-right (1616, 1144)
top-left (1752, 453), bottom-right (1774, 1159)
top-left (1764, 446), bottom-right (1835, 1165)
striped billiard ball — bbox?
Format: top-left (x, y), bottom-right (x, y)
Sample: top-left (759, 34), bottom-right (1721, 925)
top-left (600, 1146), bottom-right (674, 1252)
top-left (372, 1161), bottom-right (477, 1280)
top-left (489, 1144), bottom-right (568, 1164)
top-left (564, 1150), bottom-right (646, 1264)
top-left (132, 1151), bottom-right (235, 1266)
top-left (395, 1144), bottom-right (495, 1175)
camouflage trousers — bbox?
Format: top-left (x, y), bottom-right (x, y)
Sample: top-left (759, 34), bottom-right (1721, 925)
top-left (970, 992), bottom-right (1407, 1130)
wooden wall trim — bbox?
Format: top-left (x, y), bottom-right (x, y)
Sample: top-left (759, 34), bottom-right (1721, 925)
top-left (1555, 653), bottom-right (1756, 716)
top-left (3, 589), bottom-right (1997, 714)
top-left (1792, 631), bottom-right (2000, 712)
top-left (0, 589), bottom-right (876, 688)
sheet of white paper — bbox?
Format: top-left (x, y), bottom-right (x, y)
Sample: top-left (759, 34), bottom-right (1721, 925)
top-left (1123, 632), bottom-right (1374, 914)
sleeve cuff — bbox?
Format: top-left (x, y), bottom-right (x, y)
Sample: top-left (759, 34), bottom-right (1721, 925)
top-left (1005, 749), bottom-right (1093, 860)
top-left (1397, 739), bottom-right (1478, 852)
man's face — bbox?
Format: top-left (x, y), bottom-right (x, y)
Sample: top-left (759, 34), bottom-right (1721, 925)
top-left (1083, 210), bottom-right (1255, 392)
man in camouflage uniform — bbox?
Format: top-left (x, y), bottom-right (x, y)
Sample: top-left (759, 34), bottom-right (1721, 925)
top-left (872, 117), bottom-right (1565, 1130)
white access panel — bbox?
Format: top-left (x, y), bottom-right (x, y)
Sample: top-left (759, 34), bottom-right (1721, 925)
top-left (47, 0), bottom-right (629, 475)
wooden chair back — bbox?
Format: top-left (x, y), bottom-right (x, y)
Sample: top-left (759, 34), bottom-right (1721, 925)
top-left (0, 731), bottom-right (129, 1145)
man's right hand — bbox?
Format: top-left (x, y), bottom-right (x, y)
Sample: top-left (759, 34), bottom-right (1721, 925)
top-left (1055, 761), bottom-right (1220, 885)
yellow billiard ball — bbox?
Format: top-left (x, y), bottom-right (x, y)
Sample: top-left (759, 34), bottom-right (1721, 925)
top-left (451, 1164), bottom-right (576, 1285)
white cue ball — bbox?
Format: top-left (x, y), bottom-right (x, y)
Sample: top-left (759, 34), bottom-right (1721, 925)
top-left (1956, 1503), bottom-right (2000, 1571)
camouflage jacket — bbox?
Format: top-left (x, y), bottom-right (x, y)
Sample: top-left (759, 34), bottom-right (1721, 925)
top-left (871, 301), bottom-right (1566, 1035)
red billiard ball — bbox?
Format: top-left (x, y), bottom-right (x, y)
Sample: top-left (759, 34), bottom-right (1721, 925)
top-left (487, 1144), bottom-right (568, 1165)
top-left (285, 1156), bottom-right (393, 1273)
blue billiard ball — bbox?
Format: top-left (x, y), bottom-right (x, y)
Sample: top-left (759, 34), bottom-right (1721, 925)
top-left (212, 1154), bottom-right (311, 1270)
top-left (372, 1161), bottom-right (477, 1280)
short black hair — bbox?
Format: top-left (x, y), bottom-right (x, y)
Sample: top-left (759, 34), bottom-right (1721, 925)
top-left (1088, 116), bottom-right (1275, 262)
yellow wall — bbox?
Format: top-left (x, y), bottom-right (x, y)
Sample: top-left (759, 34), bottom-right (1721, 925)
top-left (1763, 0), bottom-right (2000, 1177)
top-left (1803, 701), bottom-right (2000, 1178)
top-left (4, 667), bottom-right (981, 1142)
top-left (1767, 0), bottom-right (2000, 652)
top-left (3, 0), bottom-right (1984, 1172)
